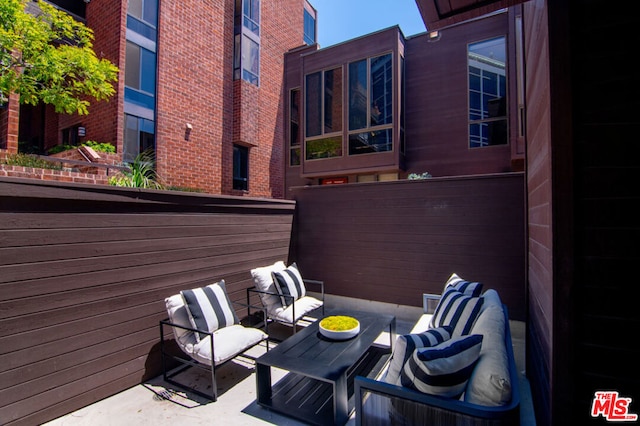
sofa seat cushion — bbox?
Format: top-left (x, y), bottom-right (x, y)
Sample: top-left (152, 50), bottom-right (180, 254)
top-left (385, 327), bottom-right (453, 385)
top-left (464, 289), bottom-right (512, 406)
top-left (270, 295), bottom-right (323, 324)
top-left (400, 334), bottom-right (483, 398)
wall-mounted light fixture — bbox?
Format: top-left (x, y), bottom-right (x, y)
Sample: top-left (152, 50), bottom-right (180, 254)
top-left (185, 123), bottom-right (193, 141)
top-left (427, 30), bottom-right (441, 42)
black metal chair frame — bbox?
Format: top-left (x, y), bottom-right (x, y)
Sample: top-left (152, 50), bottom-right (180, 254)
top-left (159, 301), bottom-right (269, 402)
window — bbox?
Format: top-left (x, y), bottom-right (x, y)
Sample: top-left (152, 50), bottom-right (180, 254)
top-left (468, 37), bottom-right (507, 148)
top-left (233, 145), bottom-right (249, 190)
top-left (290, 89), bottom-right (301, 166)
top-left (124, 114), bottom-right (155, 163)
top-left (303, 9), bottom-right (315, 45)
top-left (348, 54), bottom-right (393, 155)
top-left (234, 0), bottom-right (260, 86)
top-left (125, 0), bottom-right (157, 160)
top-left (304, 67), bottom-right (343, 160)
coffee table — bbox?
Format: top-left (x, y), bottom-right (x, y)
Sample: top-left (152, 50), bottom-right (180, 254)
top-left (255, 309), bottom-right (395, 426)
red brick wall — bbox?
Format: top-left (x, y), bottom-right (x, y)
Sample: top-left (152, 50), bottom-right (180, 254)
top-left (84, 0), bottom-right (126, 151)
top-left (154, 0), bottom-right (307, 197)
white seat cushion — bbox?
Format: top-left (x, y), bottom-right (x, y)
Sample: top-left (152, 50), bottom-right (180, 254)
top-left (189, 324), bottom-right (267, 366)
top-left (270, 295), bottom-right (323, 324)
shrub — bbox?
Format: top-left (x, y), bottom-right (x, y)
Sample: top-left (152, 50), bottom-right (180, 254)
top-left (108, 151), bottom-right (163, 189)
top-left (47, 144), bottom-right (76, 155)
top-left (83, 141), bottom-right (116, 153)
top-left (1, 153), bottom-right (63, 170)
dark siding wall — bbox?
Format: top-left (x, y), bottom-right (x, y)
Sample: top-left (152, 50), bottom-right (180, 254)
top-left (290, 173), bottom-right (526, 320)
top-left (523, 1), bottom-right (554, 425)
top-left (0, 178), bottom-right (295, 426)
top-left (403, 12), bottom-right (514, 177)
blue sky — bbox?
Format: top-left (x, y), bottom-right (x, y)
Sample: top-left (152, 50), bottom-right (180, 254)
top-left (311, 0), bottom-right (427, 48)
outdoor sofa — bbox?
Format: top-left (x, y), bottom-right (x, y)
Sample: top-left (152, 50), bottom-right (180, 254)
top-left (355, 274), bottom-right (521, 425)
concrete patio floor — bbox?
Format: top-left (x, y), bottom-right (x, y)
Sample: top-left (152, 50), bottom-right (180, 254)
top-left (44, 295), bottom-right (536, 426)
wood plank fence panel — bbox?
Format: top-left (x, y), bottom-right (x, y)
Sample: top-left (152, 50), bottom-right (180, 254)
top-left (0, 178), bottom-right (295, 426)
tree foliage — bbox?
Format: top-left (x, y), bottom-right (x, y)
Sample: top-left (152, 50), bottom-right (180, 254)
top-left (0, 0), bottom-right (118, 114)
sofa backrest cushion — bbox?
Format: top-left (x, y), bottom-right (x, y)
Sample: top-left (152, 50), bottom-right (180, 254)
top-left (400, 334), bottom-right (483, 398)
top-left (272, 262), bottom-right (306, 308)
top-left (464, 289), bottom-right (513, 406)
top-left (181, 280), bottom-right (239, 342)
top-left (430, 290), bottom-right (484, 336)
top-left (385, 326), bottom-right (452, 386)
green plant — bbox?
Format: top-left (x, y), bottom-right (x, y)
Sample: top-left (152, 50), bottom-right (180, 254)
top-left (408, 172), bottom-right (432, 180)
top-left (47, 144), bottom-right (76, 154)
top-left (108, 151), bottom-right (163, 189)
top-left (83, 141), bottom-right (115, 153)
top-left (1, 153), bottom-right (62, 170)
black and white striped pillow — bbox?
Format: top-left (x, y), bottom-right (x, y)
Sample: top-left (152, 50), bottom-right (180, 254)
top-left (445, 273), bottom-right (483, 296)
top-left (181, 280), bottom-right (239, 342)
top-left (271, 262), bottom-right (306, 308)
top-left (430, 290), bottom-right (484, 336)
top-left (400, 334), bottom-right (483, 398)
top-left (385, 326), bottom-right (452, 385)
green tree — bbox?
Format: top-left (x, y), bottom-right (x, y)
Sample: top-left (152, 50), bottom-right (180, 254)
top-left (0, 0), bottom-right (118, 114)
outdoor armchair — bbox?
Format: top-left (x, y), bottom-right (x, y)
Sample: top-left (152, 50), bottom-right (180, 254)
top-left (160, 279), bottom-right (269, 401)
top-left (247, 261), bottom-right (324, 337)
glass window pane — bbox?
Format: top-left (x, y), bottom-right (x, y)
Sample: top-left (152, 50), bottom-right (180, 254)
top-left (233, 145), bottom-right (249, 190)
top-left (242, 35), bottom-right (259, 85)
top-left (125, 42), bottom-right (140, 89)
top-left (370, 54), bottom-right (392, 126)
top-left (324, 68), bottom-right (342, 134)
top-left (128, 0), bottom-right (143, 20)
top-left (243, 0), bottom-right (260, 35)
top-left (468, 36), bottom-right (507, 148)
top-left (348, 60), bottom-right (367, 131)
top-left (124, 114), bottom-right (139, 163)
top-left (140, 48), bottom-right (156, 94)
top-left (305, 72), bottom-right (321, 137)
top-left (305, 136), bottom-right (342, 160)
top-left (290, 89), bottom-right (300, 147)
top-left (349, 129), bottom-right (392, 155)
top-left (143, 0), bottom-right (158, 27)
top-left (290, 147), bottom-right (301, 166)
top-left (304, 9), bottom-right (315, 45)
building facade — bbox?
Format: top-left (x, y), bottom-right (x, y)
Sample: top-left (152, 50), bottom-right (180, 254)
top-left (0, 0), bottom-right (316, 198)
top-left (284, 8), bottom-right (525, 191)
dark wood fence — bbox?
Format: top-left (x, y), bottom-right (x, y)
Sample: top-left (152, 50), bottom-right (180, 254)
top-left (0, 172), bottom-right (526, 425)
top-left (289, 172), bottom-right (526, 320)
top-left (0, 178), bottom-right (295, 426)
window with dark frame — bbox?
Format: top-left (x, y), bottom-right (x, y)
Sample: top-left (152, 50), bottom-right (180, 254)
top-left (468, 36), bottom-right (507, 148)
top-left (347, 53), bottom-right (393, 156)
top-left (233, 144), bottom-right (249, 191)
top-left (290, 89), bottom-right (301, 166)
top-left (304, 67), bottom-right (343, 160)
top-left (234, 0), bottom-right (260, 86)
top-left (303, 8), bottom-right (315, 45)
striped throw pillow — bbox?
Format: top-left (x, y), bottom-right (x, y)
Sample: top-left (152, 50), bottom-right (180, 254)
top-left (430, 290), bottom-right (484, 336)
top-left (400, 334), bottom-right (483, 398)
top-left (181, 280), bottom-right (239, 342)
top-left (272, 262), bottom-right (306, 308)
top-left (445, 273), bottom-right (483, 296)
top-left (385, 326), bottom-right (452, 386)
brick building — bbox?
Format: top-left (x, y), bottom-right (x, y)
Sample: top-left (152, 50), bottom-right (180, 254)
top-left (0, 0), bottom-right (316, 198)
